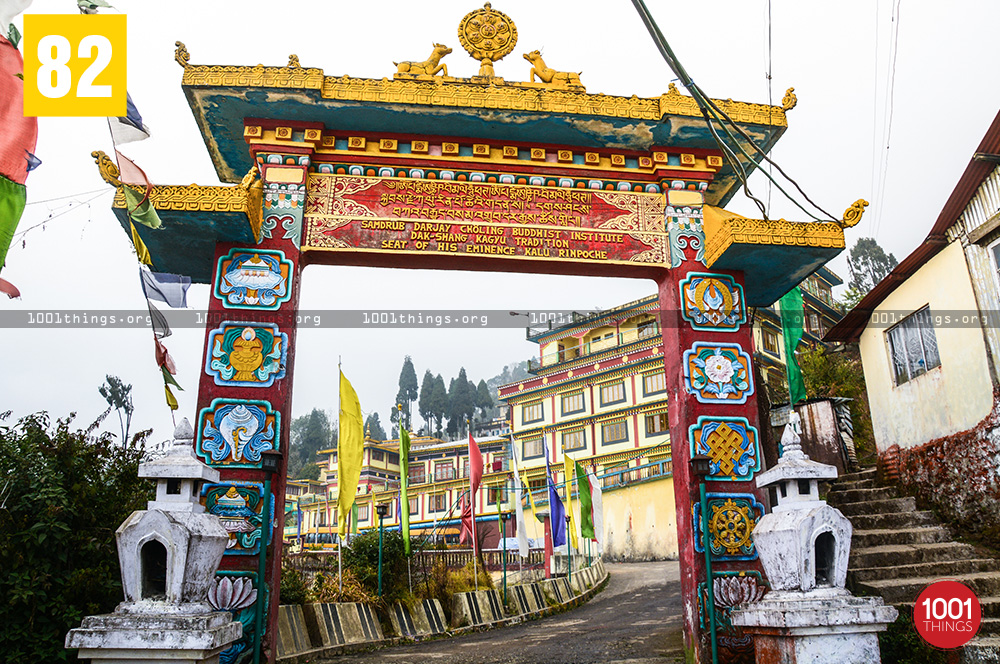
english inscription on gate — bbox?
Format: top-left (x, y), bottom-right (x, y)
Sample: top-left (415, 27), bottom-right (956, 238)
top-left (303, 175), bottom-right (668, 265)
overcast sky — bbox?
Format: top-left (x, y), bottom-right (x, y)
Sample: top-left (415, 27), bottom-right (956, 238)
top-left (4, 0), bottom-right (1000, 446)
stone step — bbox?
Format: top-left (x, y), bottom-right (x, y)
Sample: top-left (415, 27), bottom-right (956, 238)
top-left (862, 572), bottom-right (1000, 605)
top-left (837, 468), bottom-right (878, 484)
top-left (827, 486), bottom-right (898, 505)
top-left (837, 496), bottom-right (917, 516)
top-left (978, 618), bottom-right (1000, 636)
top-left (847, 510), bottom-right (938, 531)
top-left (853, 526), bottom-right (952, 549)
top-left (850, 558), bottom-right (1000, 583)
top-left (850, 542), bottom-right (978, 568)
top-left (832, 478), bottom-right (877, 491)
top-left (962, 636), bottom-right (1000, 664)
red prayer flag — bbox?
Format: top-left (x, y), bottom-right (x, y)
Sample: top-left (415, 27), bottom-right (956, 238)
top-left (154, 337), bottom-right (176, 374)
top-left (0, 276), bottom-right (19, 299)
top-left (116, 150), bottom-right (153, 207)
top-left (459, 494), bottom-right (474, 545)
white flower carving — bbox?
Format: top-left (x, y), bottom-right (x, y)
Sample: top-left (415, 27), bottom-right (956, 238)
top-left (208, 576), bottom-right (258, 611)
top-left (704, 354), bottom-right (734, 384)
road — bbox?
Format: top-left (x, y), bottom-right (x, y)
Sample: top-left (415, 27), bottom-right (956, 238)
top-left (327, 561), bottom-right (685, 664)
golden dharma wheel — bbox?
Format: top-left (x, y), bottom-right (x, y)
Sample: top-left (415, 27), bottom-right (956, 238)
top-left (458, 2), bottom-right (518, 63)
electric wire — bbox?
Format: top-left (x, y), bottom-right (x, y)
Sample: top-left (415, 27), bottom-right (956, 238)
top-left (629, 0), bottom-right (840, 223)
top-left (872, 0), bottom-right (902, 242)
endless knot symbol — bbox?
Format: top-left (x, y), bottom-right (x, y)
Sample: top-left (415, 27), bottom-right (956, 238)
top-left (705, 423), bottom-right (745, 477)
top-left (709, 499), bottom-right (755, 555)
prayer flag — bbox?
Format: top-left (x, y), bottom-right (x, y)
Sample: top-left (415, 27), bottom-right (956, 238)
top-left (147, 300), bottom-right (171, 339)
top-left (0, 25), bottom-right (38, 187)
top-left (588, 470), bottom-right (604, 554)
top-left (780, 286), bottom-right (807, 404)
top-left (459, 493), bottom-right (474, 545)
top-left (576, 461), bottom-right (594, 539)
top-left (164, 384), bottom-right (178, 411)
top-left (130, 221), bottom-right (152, 265)
top-left (154, 337), bottom-right (176, 374)
top-left (116, 150), bottom-right (152, 206)
top-left (160, 365), bottom-right (182, 390)
top-left (0, 275), bottom-right (18, 298)
top-left (141, 269), bottom-right (190, 308)
top-left (24, 151), bottom-right (40, 172)
top-left (337, 370), bottom-right (364, 537)
top-left (548, 470), bottom-right (566, 547)
top-left (509, 437), bottom-right (530, 558)
top-left (109, 93), bottom-right (150, 144)
top-left (0, 174), bottom-right (26, 274)
top-left (563, 453), bottom-right (578, 549)
top-left (464, 431), bottom-right (484, 553)
top-left (122, 185), bottom-right (162, 229)
top-left (400, 426), bottom-right (411, 555)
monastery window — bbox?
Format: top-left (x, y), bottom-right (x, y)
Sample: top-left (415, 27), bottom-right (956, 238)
top-left (371, 449), bottom-right (384, 462)
top-left (602, 420), bottom-right (629, 445)
top-left (561, 391), bottom-right (585, 415)
top-left (408, 496), bottom-right (419, 515)
top-left (409, 464), bottom-right (426, 484)
top-left (562, 429), bottom-right (587, 452)
top-left (357, 504), bottom-right (370, 522)
top-left (429, 493), bottom-right (448, 512)
top-left (387, 452), bottom-right (399, 465)
top-left (886, 307), bottom-right (941, 385)
top-left (528, 478), bottom-right (545, 495)
top-left (522, 401), bottom-right (544, 424)
top-left (600, 381), bottom-right (626, 406)
top-left (523, 437), bottom-right (545, 460)
top-left (488, 486), bottom-right (507, 504)
top-left (643, 371), bottom-right (666, 395)
top-left (762, 328), bottom-right (780, 356)
top-left (434, 461), bottom-right (456, 481)
top-left (645, 412), bottom-right (669, 436)
top-left (462, 457), bottom-right (469, 478)
top-left (808, 314), bottom-right (821, 335)
top-left (637, 319), bottom-right (658, 338)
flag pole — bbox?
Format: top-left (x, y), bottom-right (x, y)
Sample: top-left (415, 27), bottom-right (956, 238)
top-left (469, 419), bottom-right (478, 592)
top-left (338, 356), bottom-right (343, 593)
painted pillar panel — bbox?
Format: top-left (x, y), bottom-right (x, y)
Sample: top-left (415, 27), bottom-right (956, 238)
top-left (196, 154), bottom-right (307, 664)
top-left (658, 189), bottom-right (768, 664)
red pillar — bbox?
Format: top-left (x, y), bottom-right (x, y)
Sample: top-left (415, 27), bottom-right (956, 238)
top-left (195, 153), bottom-right (308, 662)
top-left (659, 187), bottom-right (768, 664)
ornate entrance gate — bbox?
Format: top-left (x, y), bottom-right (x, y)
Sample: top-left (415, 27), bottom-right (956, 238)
top-left (97, 7), bottom-right (856, 662)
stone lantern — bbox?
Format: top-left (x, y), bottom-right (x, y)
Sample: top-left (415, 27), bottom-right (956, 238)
top-left (66, 419), bottom-right (241, 663)
top-left (730, 413), bottom-right (897, 663)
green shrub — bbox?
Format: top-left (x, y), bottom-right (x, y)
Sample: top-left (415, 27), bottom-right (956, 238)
top-left (279, 564), bottom-right (312, 606)
top-left (0, 411), bottom-right (153, 661)
top-left (342, 530), bottom-right (410, 602)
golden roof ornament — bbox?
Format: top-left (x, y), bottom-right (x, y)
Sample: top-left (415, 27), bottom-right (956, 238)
top-left (287, 54), bottom-right (300, 68)
top-left (782, 87), bottom-right (797, 111)
top-left (840, 199), bottom-right (869, 228)
top-left (174, 41), bottom-right (189, 69)
top-left (458, 3), bottom-right (517, 78)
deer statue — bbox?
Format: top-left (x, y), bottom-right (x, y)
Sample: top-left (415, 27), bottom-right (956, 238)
top-left (523, 50), bottom-right (583, 88)
top-left (395, 43), bottom-right (453, 77)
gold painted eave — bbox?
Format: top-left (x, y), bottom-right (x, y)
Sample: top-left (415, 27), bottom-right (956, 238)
top-left (180, 63), bottom-right (788, 127)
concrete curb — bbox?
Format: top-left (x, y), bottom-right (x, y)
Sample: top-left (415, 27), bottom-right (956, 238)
top-left (275, 565), bottom-right (610, 663)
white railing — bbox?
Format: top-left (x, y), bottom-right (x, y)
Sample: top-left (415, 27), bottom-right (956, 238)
top-left (962, 165), bottom-right (1000, 236)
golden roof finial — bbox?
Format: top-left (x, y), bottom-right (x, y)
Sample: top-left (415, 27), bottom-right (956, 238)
top-left (91, 151), bottom-right (121, 187)
top-left (458, 2), bottom-right (518, 77)
top-left (287, 54), bottom-right (300, 68)
top-left (782, 87), bottom-right (797, 111)
top-left (174, 41), bottom-right (190, 69)
top-left (840, 199), bottom-right (868, 228)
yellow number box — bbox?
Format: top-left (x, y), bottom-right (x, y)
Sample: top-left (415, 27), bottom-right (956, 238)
top-left (22, 14), bottom-right (126, 117)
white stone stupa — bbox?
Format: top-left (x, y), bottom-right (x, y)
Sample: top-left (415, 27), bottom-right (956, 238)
top-left (65, 419), bottom-right (241, 663)
top-left (730, 412), bottom-right (897, 663)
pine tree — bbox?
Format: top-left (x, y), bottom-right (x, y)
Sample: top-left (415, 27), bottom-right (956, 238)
top-left (431, 374), bottom-right (448, 437)
top-left (365, 412), bottom-right (387, 440)
top-left (391, 356), bottom-right (419, 431)
top-left (418, 370), bottom-right (436, 433)
top-left (475, 379), bottom-right (493, 421)
top-left (847, 237), bottom-right (898, 295)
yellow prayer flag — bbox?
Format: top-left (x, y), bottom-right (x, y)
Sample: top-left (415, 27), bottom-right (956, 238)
top-left (338, 369), bottom-right (364, 537)
top-left (164, 384), bottom-right (178, 410)
top-left (523, 471), bottom-right (537, 514)
top-left (130, 221), bottom-right (152, 265)
top-left (563, 453), bottom-right (578, 550)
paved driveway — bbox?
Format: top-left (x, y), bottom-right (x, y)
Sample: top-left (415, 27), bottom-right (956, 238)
top-left (326, 561), bottom-right (685, 664)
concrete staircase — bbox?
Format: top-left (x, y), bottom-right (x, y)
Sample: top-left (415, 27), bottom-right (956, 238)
top-left (828, 467), bottom-right (1000, 662)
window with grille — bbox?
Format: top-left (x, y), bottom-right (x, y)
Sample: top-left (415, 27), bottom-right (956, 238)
top-left (488, 486), bottom-right (507, 504)
top-left (562, 429), bottom-right (587, 451)
top-left (762, 328), bottom-right (780, 355)
top-left (638, 319), bottom-right (658, 338)
top-left (602, 420), bottom-right (628, 445)
top-left (643, 371), bottom-right (665, 395)
top-left (409, 464), bottom-right (426, 484)
top-left (370, 449), bottom-right (384, 462)
top-left (408, 497), bottom-right (419, 514)
top-left (600, 381), bottom-right (625, 406)
top-left (356, 504), bottom-right (370, 522)
top-left (561, 391), bottom-right (585, 415)
top-left (429, 493), bottom-right (448, 512)
top-left (523, 437), bottom-right (544, 459)
top-left (434, 462), bottom-right (455, 481)
top-left (522, 401), bottom-right (543, 423)
top-left (645, 412), bottom-right (669, 436)
top-left (886, 307), bottom-right (941, 385)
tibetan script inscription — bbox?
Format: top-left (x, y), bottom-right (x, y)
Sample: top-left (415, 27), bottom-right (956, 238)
top-left (303, 175), bottom-right (668, 265)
